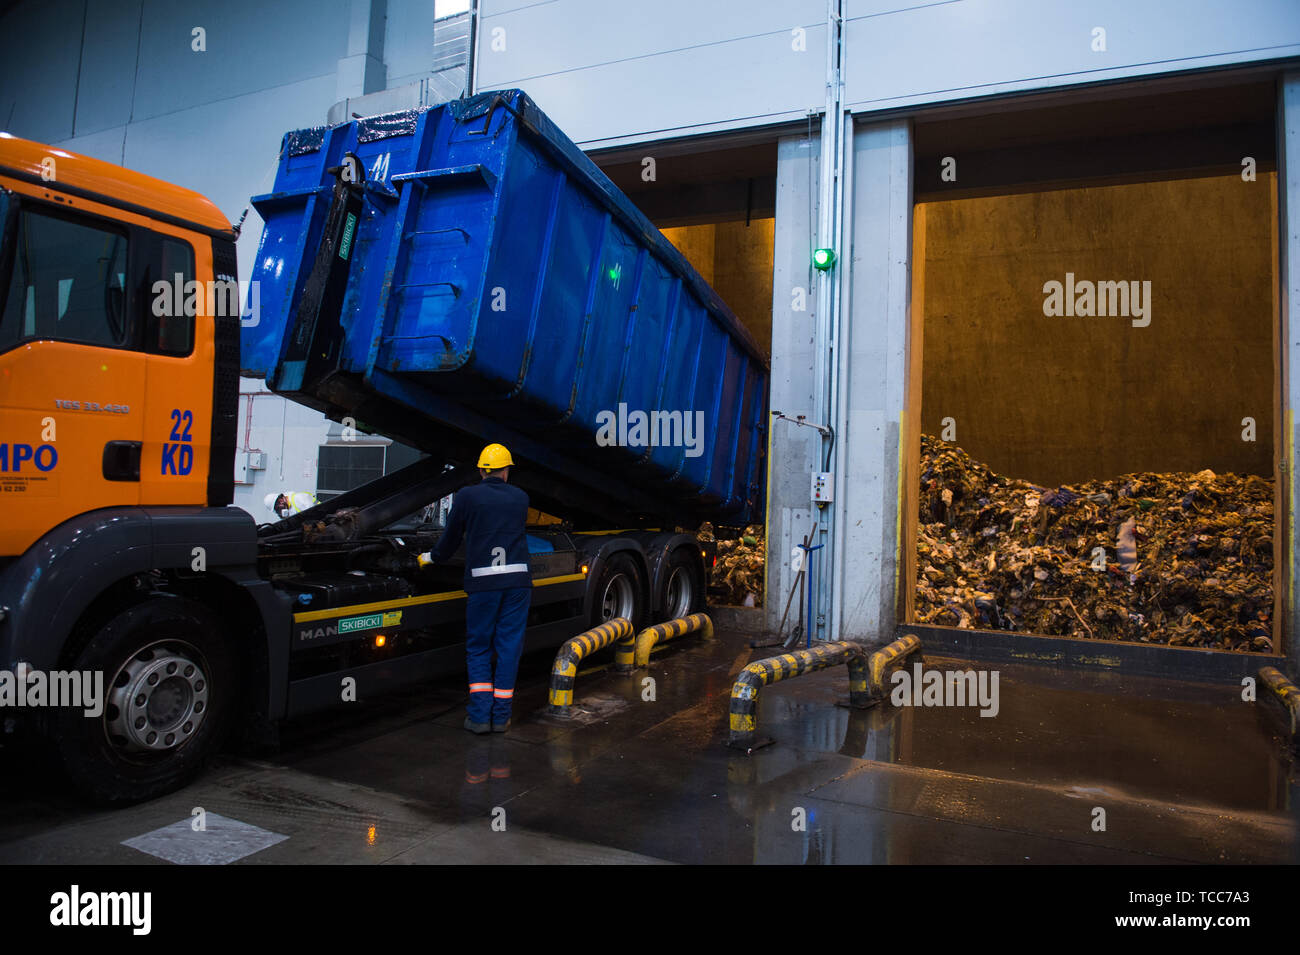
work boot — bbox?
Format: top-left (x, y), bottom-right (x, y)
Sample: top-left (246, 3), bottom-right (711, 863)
top-left (464, 716), bottom-right (491, 735)
top-left (492, 719), bottom-right (510, 733)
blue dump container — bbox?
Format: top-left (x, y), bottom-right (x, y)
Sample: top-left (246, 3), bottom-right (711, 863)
top-left (245, 90), bottom-right (767, 527)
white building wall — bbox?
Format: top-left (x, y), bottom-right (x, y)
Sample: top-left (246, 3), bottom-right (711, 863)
top-left (0, 0), bottom-right (455, 522)
top-left (1, 0), bottom-right (351, 287)
top-left (476, 0), bottom-right (1300, 149)
top-left (234, 385), bottom-right (332, 523)
top-left (475, 0), bottom-right (829, 148)
top-left (0, 0), bottom-right (453, 292)
top-left (387, 0), bottom-right (442, 88)
top-left (843, 0), bottom-right (1300, 113)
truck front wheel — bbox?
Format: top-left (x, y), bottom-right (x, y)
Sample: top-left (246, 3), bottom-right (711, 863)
top-left (55, 596), bottom-right (237, 804)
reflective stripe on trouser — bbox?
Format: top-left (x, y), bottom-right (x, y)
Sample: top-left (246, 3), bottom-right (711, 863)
top-left (465, 586), bottom-right (532, 723)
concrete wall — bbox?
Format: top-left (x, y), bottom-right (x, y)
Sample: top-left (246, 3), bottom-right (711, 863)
top-left (765, 134), bottom-right (822, 635)
top-left (766, 117), bottom-right (915, 643)
top-left (829, 118), bottom-right (914, 642)
top-left (919, 173), bottom-right (1277, 486)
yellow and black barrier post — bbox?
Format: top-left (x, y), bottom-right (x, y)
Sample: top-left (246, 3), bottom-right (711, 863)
top-left (1258, 666), bottom-right (1300, 746)
top-left (727, 641), bottom-right (871, 752)
top-left (865, 633), bottom-right (923, 703)
top-left (546, 617), bottom-right (635, 718)
top-left (612, 613), bottom-right (713, 672)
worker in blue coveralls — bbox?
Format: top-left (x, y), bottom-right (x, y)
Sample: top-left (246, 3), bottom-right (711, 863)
top-left (425, 443), bottom-right (532, 734)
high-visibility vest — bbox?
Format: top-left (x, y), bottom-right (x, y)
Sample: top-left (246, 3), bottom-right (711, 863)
top-left (285, 491), bottom-right (317, 514)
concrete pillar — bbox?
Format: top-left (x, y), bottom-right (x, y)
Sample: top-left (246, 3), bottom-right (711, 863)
top-left (829, 118), bottom-right (914, 642)
top-left (337, 0), bottom-right (388, 101)
top-left (765, 132), bottom-right (822, 640)
top-left (1281, 72), bottom-right (1300, 671)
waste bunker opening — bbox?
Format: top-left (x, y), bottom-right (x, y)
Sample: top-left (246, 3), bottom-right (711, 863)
top-left (907, 77), bottom-right (1281, 656)
top-left (595, 137), bottom-right (776, 610)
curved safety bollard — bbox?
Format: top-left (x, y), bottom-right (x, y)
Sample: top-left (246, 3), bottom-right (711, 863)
top-left (727, 641), bottom-right (870, 752)
top-left (866, 633), bottom-right (923, 702)
top-left (613, 613), bottom-right (713, 671)
top-left (1258, 666), bottom-right (1300, 741)
top-left (547, 618), bottom-right (635, 717)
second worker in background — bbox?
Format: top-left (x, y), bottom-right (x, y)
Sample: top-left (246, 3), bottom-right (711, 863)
top-left (425, 443), bottom-right (532, 734)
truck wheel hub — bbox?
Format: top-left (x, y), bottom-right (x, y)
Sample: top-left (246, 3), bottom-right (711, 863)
top-left (600, 575), bottom-right (634, 622)
top-left (665, 567), bottom-right (692, 619)
top-left (107, 643), bottom-right (209, 753)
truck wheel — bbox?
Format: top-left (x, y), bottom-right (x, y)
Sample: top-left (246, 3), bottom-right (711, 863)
top-left (589, 553), bottom-right (644, 631)
top-left (54, 597), bottom-right (236, 804)
top-left (659, 548), bottom-right (703, 621)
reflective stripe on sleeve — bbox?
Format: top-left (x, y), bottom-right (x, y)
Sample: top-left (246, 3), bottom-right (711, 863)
top-left (470, 563), bottom-right (530, 577)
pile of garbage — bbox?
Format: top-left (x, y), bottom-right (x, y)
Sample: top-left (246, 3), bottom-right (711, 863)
top-left (699, 523), bottom-right (765, 607)
top-left (915, 435), bottom-right (1274, 652)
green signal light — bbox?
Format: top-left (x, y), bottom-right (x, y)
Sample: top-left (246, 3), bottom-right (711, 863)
top-left (812, 248), bottom-right (836, 270)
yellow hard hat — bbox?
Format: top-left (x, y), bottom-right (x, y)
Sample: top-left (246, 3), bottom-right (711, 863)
top-left (478, 443), bottom-right (514, 469)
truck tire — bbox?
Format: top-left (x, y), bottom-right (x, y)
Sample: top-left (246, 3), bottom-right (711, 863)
top-left (659, 547), bottom-right (703, 622)
top-left (54, 596), bottom-right (236, 804)
top-left (589, 553), bottom-right (644, 632)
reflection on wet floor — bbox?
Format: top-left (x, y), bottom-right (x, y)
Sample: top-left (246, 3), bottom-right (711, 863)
top-left (0, 627), bottom-right (1295, 864)
top-left (766, 655), bottom-right (1292, 812)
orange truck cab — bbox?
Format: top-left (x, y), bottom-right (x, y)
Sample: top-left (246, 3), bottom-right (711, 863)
top-left (0, 133), bottom-right (239, 545)
top-left (0, 134), bottom-right (281, 801)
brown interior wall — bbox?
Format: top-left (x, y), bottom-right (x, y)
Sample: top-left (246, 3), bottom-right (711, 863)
top-left (1270, 172), bottom-right (1285, 645)
top-left (920, 173), bottom-right (1276, 486)
top-left (901, 203), bottom-right (927, 624)
top-left (662, 223), bottom-right (716, 285)
top-left (662, 218), bottom-right (775, 357)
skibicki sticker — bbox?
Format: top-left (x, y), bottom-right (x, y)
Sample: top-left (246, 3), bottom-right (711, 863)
top-left (338, 610), bottom-right (401, 633)
top-left (339, 613), bottom-right (381, 633)
top-left (339, 213), bottom-right (357, 260)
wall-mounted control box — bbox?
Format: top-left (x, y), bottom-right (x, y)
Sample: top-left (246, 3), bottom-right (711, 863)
top-left (811, 471), bottom-right (834, 503)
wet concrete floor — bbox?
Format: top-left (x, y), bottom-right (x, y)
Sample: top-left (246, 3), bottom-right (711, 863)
top-left (0, 626), bottom-right (1295, 864)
